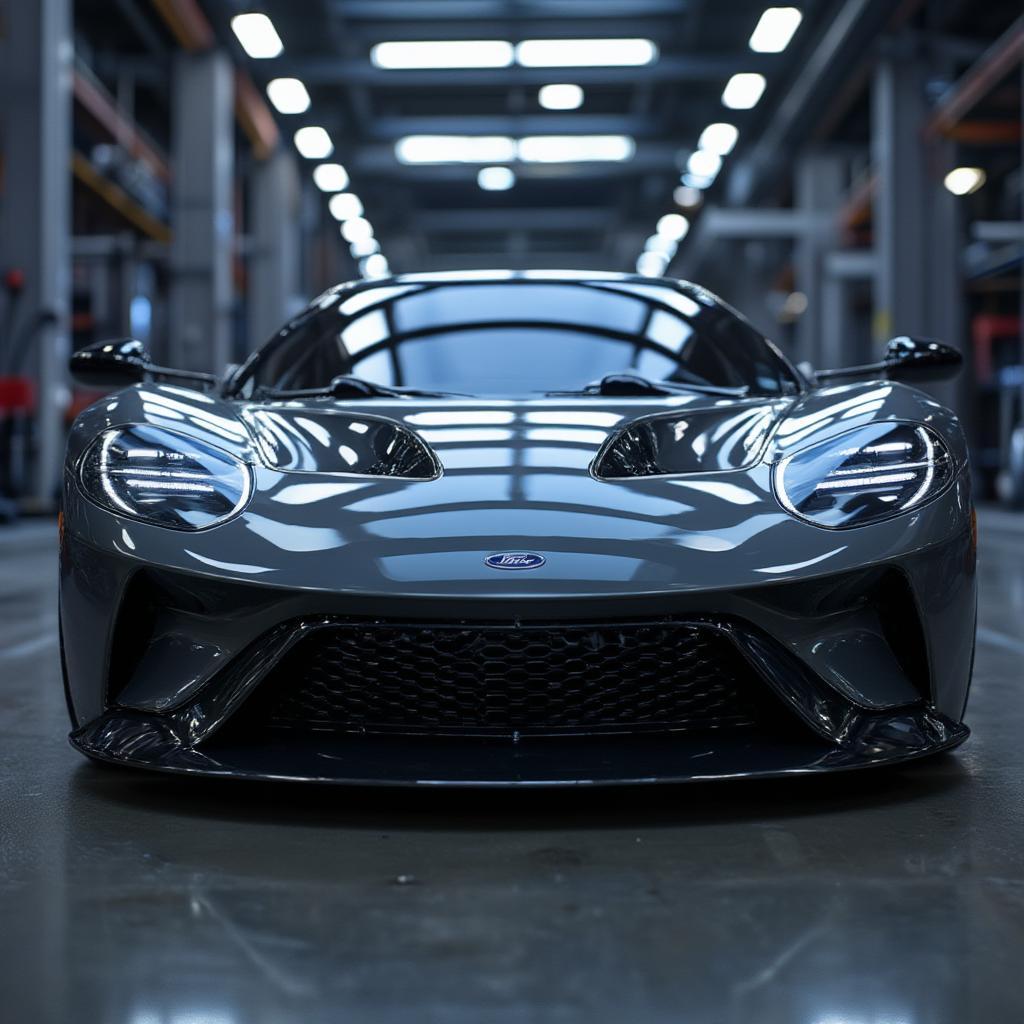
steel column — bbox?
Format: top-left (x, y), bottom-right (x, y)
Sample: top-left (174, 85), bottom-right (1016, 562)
top-left (168, 51), bottom-right (234, 372)
top-left (0, 0), bottom-right (72, 507)
top-left (794, 152), bottom-right (845, 366)
top-left (248, 149), bottom-right (303, 352)
top-left (872, 44), bottom-right (964, 409)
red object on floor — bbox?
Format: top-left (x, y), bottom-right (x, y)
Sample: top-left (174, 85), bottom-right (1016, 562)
top-left (972, 314), bottom-right (1021, 384)
top-left (0, 376), bottom-right (36, 412)
top-left (3, 268), bottom-right (26, 293)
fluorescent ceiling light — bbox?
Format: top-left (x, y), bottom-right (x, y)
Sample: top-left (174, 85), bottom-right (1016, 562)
top-left (230, 13), bottom-right (283, 59)
top-left (349, 236), bottom-right (380, 258)
top-left (266, 78), bottom-right (310, 114)
top-left (681, 172), bottom-right (715, 190)
top-left (517, 135), bottom-right (635, 162)
top-left (656, 213), bottom-right (689, 242)
top-left (697, 122), bottom-right (738, 156)
top-left (328, 192), bottom-right (363, 220)
top-left (360, 254), bottom-right (390, 279)
top-left (395, 135), bottom-right (517, 164)
top-left (673, 185), bottom-right (703, 208)
top-left (538, 84), bottom-right (584, 110)
top-left (371, 40), bottom-right (513, 69)
top-left (516, 38), bottom-right (657, 68)
top-left (312, 163), bottom-right (349, 192)
top-left (687, 150), bottom-right (722, 178)
top-left (294, 127), bottom-right (333, 159)
top-left (722, 73), bottom-right (767, 109)
top-left (749, 7), bottom-right (804, 53)
top-left (636, 251), bottom-right (668, 277)
top-left (943, 167), bottom-right (986, 196)
top-left (341, 217), bottom-right (374, 243)
top-left (645, 234), bottom-right (678, 258)
top-left (477, 166), bottom-right (516, 191)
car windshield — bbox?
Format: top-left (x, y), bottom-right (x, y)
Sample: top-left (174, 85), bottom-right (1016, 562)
top-left (236, 279), bottom-right (800, 398)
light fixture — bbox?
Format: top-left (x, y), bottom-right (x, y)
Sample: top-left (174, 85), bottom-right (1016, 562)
top-left (266, 78), bottom-right (310, 114)
top-left (477, 166), bottom-right (516, 191)
top-left (538, 84), bottom-right (584, 110)
top-left (687, 150), bottom-right (722, 178)
top-left (656, 213), bottom-right (689, 242)
top-left (328, 192), bottom-right (363, 220)
top-left (349, 236), bottom-right (380, 258)
top-left (697, 122), bottom-right (739, 156)
top-left (673, 185), bottom-right (703, 208)
top-left (943, 167), bottom-right (986, 196)
top-left (645, 234), bottom-right (678, 258)
top-left (312, 163), bottom-right (349, 192)
top-left (395, 135), bottom-right (517, 164)
top-left (516, 38), bottom-right (657, 67)
top-left (722, 73), bottom-right (767, 110)
top-left (360, 253), bottom-right (390, 279)
top-left (636, 251), bottom-right (669, 277)
top-left (371, 40), bottom-right (514, 69)
top-left (341, 217), bottom-right (374, 243)
top-left (517, 135), bottom-right (635, 162)
top-left (749, 7), bottom-right (804, 53)
top-left (681, 172), bottom-right (716, 190)
top-left (230, 13), bottom-right (284, 59)
top-left (294, 127), bottom-right (333, 159)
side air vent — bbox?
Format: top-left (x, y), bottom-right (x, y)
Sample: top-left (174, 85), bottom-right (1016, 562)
top-left (244, 408), bottom-right (440, 478)
top-left (593, 404), bottom-right (784, 479)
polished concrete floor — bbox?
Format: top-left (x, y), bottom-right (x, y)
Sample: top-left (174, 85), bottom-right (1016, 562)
top-left (2, 513), bottom-right (1022, 1024)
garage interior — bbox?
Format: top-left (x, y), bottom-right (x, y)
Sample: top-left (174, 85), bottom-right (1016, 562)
top-left (1, 0), bottom-right (1023, 1019)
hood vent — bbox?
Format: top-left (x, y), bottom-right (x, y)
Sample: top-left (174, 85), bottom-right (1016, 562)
top-left (244, 408), bottom-right (440, 478)
top-left (593, 404), bottom-right (782, 479)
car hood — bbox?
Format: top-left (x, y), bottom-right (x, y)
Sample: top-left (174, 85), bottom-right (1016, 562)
top-left (64, 381), bottom-right (970, 597)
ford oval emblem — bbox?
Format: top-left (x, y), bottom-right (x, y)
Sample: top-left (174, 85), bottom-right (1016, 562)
top-left (485, 551), bottom-right (546, 571)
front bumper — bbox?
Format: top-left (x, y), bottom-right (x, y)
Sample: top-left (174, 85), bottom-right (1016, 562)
top-left (71, 708), bottom-right (968, 786)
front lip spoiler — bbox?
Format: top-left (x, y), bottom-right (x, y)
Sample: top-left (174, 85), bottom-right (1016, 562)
top-left (71, 709), bottom-right (969, 787)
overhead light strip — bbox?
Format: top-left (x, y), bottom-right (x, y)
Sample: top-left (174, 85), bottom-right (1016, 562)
top-left (370, 38), bottom-right (657, 71)
top-left (394, 135), bottom-right (636, 164)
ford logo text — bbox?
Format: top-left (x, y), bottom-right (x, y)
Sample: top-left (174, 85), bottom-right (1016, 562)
top-left (485, 552), bottom-right (546, 571)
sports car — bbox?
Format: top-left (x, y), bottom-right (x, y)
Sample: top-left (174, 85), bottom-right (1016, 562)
top-left (60, 272), bottom-right (976, 785)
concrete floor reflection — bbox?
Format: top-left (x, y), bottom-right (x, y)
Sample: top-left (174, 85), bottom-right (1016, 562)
top-left (1, 512), bottom-right (1022, 1023)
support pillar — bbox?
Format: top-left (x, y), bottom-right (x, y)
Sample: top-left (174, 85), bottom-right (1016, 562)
top-left (169, 51), bottom-right (234, 372)
top-left (872, 43), bottom-right (963, 408)
top-left (794, 151), bottom-right (845, 368)
top-left (248, 149), bottom-right (302, 351)
top-left (0, 0), bottom-right (72, 506)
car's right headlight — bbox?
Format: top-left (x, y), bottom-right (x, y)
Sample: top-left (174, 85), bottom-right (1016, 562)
top-left (79, 424), bottom-right (252, 530)
top-left (773, 421), bottom-right (955, 529)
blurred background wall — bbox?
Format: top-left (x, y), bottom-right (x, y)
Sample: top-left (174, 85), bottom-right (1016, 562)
top-left (0, 0), bottom-right (1021, 512)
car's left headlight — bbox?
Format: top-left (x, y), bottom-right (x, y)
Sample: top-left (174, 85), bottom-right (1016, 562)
top-left (79, 424), bottom-right (252, 530)
top-left (773, 421), bottom-right (955, 529)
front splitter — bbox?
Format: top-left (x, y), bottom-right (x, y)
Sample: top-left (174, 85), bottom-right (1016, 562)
top-left (71, 710), bottom-right (969, 787)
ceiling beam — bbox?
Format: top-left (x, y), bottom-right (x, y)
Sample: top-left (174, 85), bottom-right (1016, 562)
top-left (362, 114), bottom-right (664, 139)
top-left (413, 208), bottom-right (613, 232)
top-left (265, 53), bottom-right (771, 87)
top-left (326, 0), bottom-right (691, 20)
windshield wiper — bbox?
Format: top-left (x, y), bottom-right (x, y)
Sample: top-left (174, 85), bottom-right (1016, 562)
top-left (551, 373), bottom-right (749, 398)
top-left (258, 375), bottom-right (466, 401)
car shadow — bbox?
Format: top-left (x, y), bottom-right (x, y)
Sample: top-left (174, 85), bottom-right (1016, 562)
top-left (70, 751), bottom-right (970, 833)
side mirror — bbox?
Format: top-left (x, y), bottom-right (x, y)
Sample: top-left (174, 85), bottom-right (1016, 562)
top-left (69, 338), bottom-right (220, 390)
top-left (69, 338), bottom-right (150, 388)
top-left (883, 336), bottom-right (963, 382)
top-left (815, 336), bottom-right (963, 384)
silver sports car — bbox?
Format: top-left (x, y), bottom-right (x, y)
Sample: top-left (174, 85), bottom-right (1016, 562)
top-left (60, 272), bottom-right (976, 785)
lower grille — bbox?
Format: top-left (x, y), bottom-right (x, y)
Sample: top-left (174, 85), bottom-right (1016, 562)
top-left (253, 619), bottom-right (766, 737)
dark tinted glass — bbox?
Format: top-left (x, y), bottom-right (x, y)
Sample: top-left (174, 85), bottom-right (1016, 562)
top-left (240, 280), bottom-right (799, 397)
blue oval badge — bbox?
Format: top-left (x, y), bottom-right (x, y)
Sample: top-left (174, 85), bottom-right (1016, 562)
top-left (485, 552), bottom-right (546, 571)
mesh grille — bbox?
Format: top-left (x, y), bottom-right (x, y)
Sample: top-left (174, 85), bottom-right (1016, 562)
top-left (254, 619), bottom-right (765, 737)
